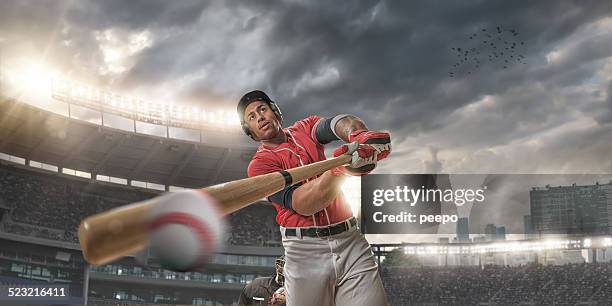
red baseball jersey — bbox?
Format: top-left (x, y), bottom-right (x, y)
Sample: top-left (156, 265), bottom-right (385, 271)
top-left (247, 116), bottom-right (354, 227)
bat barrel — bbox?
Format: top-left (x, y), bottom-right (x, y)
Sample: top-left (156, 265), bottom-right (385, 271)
top-left (78, 202), bottom-right (151, 265)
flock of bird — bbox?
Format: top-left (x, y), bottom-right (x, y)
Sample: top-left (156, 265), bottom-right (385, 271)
top-left (449, 26), bottom-right (527, 77)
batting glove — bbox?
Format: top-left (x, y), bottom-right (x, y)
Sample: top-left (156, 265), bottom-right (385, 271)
top-left (348, 130), bottom-right (392, 161)
top-left (331, 142), bottom-right (378, 176)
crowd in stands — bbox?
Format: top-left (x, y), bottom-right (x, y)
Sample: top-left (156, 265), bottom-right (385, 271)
top-left (382, 262), bottom-right (612, 305)
top-left (1, 222), bottom-right (64, 241)
top-left (0, 164), bottom-right (154, 243)
top-left (227, 204), bottom-right (281, 246)
top-left (0, 164), bottom-right (282, 246)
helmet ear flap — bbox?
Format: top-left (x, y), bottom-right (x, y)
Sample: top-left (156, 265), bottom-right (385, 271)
top-left (268, 100), bottom-right (283, 123)
top-left (241, 122), bottom-right (256, 140)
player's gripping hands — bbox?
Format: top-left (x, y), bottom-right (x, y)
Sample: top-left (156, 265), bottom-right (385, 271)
top-left (348, 130), bottom-right (392, 161)
top-left (332, 130), bottom-right (391, 176)
top-left (332, 142), bottom-right (377, 176)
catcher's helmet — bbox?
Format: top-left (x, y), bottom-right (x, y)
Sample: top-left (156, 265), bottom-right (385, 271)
top-left (275, 255), bottom-right (285, 274)
top-left (236, 90), bottom-right (283, 139)
top-left (275, 255), bottom-right (285, 285)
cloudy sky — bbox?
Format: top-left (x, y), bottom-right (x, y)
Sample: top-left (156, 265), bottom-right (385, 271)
top-left (1, 0), bottom-right (612, 175)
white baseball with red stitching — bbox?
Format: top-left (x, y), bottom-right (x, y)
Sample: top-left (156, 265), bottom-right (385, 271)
top-left (147, 189), bottom-right (226, 271)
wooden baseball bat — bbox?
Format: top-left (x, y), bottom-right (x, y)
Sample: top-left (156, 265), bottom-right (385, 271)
top-left (78, 153), bottom-right (353, 266)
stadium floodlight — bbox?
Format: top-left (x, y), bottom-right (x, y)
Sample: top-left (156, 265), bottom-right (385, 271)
top-left (225, 111), bottom-right (240, 126)
top-left (47, 75), bottom-right (245, 128)
top-left (213, 111), bottom-right (222, 124)
top-left (207, 112), bottom-right (217, 124)
top-left (85, 85), bottom-right (95, 101)
top-left (177, 106), bottom-right (186, 119)
top-left (425, 246), bottom-right (438, 254)
top-left (171, 104), bottom-right (180, 117)
top-left (73, 84), bottom-right (84, 99)
top-left (137, 101), bottom-right (147, 112)
top-left (583, 238), bottom-right (592, 248)
top-left (10, 61), bottom-right (59, 98)
top-left (91, 88), bottom-right (100, 101)
top-left (217, 110), bottom-right (225, 124)
top-left (149, 102), bottom-right (161, 116)
top-left (52, 78), bottom-right (68, 94)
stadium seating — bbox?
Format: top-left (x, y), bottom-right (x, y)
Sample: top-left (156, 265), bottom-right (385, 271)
top-left (0, 164), bottom-right (282, 246)
top-left (382, 263), bottom-right (612, 305)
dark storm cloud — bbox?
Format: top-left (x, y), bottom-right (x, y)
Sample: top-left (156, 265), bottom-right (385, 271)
top-left (253, 0), bottom-right (612, 131)
top-left (0, 0), bottom-right (72, 62)
top-left (67, 0), bottom-right (209, 30)
top-left (54, 0), bottom-right (612, 134)
top-left (0, 1), bottom-right (68, 36)
top-left (593, 81), bottom-right (612, 125)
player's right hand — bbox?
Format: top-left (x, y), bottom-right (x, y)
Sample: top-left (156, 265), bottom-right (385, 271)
top-left (331, 143), bottom-right (378, 176)
top-left (348, 130), bottom-right (392, 161)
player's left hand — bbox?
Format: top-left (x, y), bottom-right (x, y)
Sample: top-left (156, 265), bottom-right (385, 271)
top-left (348, 130), bottom-right (391, 161)
top-left (332, 142), bottom-right (378, 176)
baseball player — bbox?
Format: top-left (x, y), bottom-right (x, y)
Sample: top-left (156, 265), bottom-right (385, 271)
top-left (237, 90), bottom-right (390, 306)
top-left (238, 256), bottom-right (286, 305)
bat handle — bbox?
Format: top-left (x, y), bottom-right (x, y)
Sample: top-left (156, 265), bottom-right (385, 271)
top-left (285, 153), bottom-right (353, 184)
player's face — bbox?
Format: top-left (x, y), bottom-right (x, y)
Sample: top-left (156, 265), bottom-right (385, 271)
top-left (244, 101), bottom-right (282, 141)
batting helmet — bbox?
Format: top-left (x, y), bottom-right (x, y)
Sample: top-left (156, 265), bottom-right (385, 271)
top-left (236, 90), bottom-right (283, 139)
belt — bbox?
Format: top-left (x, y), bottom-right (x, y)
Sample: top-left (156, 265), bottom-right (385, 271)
top-left (284, 217), bottom-right (357, 238)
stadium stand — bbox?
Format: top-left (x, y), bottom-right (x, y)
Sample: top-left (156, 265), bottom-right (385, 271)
top-left (227, 205), bottom-right (282, 247)
top-left (0, 161), bottom-right (282, 246)
top-left (382, 262), bottom-right (612, 305)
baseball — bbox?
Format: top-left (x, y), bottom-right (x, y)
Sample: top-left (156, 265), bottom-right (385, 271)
top-left (147, 189), bottom-right (226, 271)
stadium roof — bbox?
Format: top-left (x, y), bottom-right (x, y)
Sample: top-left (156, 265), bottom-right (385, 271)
top-left (0, 99), bottom-right (258, 188)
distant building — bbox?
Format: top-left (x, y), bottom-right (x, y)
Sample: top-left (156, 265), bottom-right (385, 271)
top-left (496, 226), bottom-right (506, 241)
top-left (524, 215), bottom-right (534, 239)
top-left (439, 237), bottom-right (450, 244)
top-left (530, 181), bottom-right (612, 236)
top-left (456, 217), bottom-right (469, 242)
top-left (485, 224), bottom-right (497, 241)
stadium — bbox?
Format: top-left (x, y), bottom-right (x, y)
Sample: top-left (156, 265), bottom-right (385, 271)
top-left (0, 76), bottom-right (611, 306)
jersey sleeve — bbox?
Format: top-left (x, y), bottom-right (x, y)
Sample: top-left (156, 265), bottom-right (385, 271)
top-left (248, 153), bottom-right (283, 177)
top-left (292, 115), bottom-right (325, 145)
